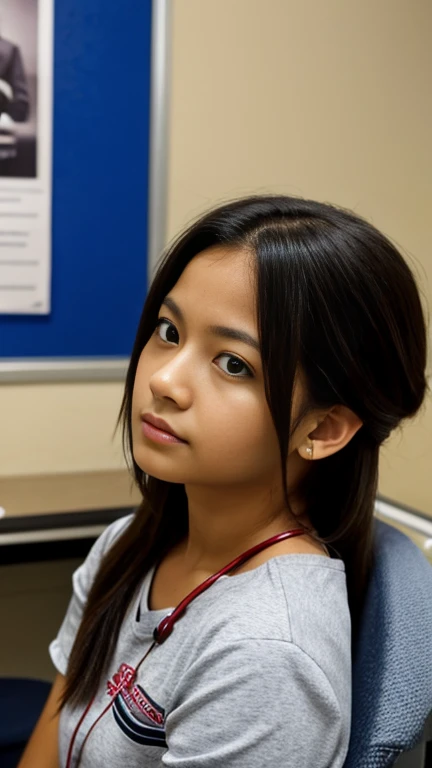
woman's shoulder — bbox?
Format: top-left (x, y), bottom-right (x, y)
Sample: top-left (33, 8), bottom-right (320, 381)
top-left (195, 553), bottom-right (349, 644)
top-left (99, 512), bottom-right (136, 549)
top-left (71, 512), bottom-right (135, 598)
top-left (87, 512), bottom-right (135, 563)
top-left (181, 554), bottom-right (351, 718)
top-left (268, 554), bottom-right (351, 666)
top-left (198, 554), bottom-right (349, 667)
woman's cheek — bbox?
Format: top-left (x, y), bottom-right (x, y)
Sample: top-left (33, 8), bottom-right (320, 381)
top-left (199, 395), bottom-right (276, 466)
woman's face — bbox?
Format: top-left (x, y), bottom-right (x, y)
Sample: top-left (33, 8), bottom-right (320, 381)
top-left (132, 246), bottom-right (305, 492)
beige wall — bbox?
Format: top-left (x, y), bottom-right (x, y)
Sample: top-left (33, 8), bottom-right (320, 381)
top-left (167, 0), bottom-right (432, 515)
top-left (1, 0), bottom-right (431, 513)
top-left (0, 382), bottom-right (125, 476)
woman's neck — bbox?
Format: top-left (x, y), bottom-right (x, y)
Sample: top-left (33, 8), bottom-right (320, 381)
top-left (180, 482), bottom-right (309, 575)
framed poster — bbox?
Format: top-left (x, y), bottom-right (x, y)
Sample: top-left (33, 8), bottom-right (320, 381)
top-left (0, 0), bottom-right (171, 381)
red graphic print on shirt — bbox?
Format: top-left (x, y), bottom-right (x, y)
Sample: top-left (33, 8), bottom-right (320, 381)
top-left (107, 663), bottom-right (166, 747)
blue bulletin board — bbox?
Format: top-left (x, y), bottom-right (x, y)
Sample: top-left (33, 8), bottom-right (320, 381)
top-left (0, 0), bottom-right (154, 361)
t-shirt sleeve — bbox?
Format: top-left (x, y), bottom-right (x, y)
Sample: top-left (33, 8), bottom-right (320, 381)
top-left (163, 638), bottom-right (347, 768)
top-left (49, 513), bottom-right (134, 675)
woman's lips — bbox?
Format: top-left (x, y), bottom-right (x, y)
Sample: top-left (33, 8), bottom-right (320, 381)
top-left (141, 414), bottom-right (186, 445)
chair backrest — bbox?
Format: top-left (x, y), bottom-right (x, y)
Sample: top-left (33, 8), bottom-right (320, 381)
top-left (343, 519), bottom-right (432, 768)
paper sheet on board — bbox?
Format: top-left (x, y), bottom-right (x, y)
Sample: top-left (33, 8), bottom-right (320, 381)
top-left (0, 0), bottom-right (53, 314)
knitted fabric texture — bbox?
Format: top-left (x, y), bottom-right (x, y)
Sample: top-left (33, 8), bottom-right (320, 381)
top-left (343, 519), bottom-right (432, 767)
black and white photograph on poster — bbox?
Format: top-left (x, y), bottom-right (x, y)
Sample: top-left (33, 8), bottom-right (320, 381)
top-left (0, 0), bottom-right (53, 314)
top-left (0, 0), bottom-right (37, 178)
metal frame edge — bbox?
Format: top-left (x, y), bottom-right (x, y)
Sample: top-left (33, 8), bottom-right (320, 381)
top-left (148, 0), bottom-right (172, 280)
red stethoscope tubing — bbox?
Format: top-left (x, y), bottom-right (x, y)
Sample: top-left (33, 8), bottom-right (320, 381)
top-left (66, 527), bottom-right (306, 768)
top-left (153, 528), bottom-right (306, 643)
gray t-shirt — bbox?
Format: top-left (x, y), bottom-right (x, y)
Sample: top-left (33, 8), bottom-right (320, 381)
top-left (50, 514), bottom-right (352, 767)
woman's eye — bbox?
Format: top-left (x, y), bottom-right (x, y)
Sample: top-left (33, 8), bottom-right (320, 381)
top-left (215, 354), bottom-right (253, 378)
top-left (155, 319), bottom-right (179, 345)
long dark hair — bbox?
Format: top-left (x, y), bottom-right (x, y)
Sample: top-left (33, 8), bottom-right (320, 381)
top-left (62, 195), bottom-right (428, 708)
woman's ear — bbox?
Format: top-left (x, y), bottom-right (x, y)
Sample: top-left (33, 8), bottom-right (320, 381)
top-left (298, 406), bottom-right (363, 460)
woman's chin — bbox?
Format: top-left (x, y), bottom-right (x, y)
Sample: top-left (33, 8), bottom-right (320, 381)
top-left (133, 450), bottom-right (187, 484)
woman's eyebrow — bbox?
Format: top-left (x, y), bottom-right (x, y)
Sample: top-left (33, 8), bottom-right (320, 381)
top-left (162, 296), bottom-right (182, 320)
top-left (208, 324), bottom-right (260, 352)
top-left (161, 296), bottom-right (260, 352)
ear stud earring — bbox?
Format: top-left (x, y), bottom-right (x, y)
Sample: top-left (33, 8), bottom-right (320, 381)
top-left (306, 443), bottom-right (314, 459)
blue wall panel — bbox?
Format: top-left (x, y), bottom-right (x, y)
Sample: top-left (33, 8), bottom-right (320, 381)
top-left (0, 0), bottom-right (152, 357)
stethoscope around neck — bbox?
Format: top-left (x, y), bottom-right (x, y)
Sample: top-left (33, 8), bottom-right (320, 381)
top-left (153, 527), bottom-right (307, 642)
top-left (66, 527), bottom-right (306, 768)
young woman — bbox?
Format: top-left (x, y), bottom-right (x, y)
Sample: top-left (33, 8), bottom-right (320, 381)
top-left (20, 195), bottom-right (428, 768)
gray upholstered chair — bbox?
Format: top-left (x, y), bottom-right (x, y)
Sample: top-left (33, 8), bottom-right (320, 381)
top-left (344, 520), bottom-right (432, 767)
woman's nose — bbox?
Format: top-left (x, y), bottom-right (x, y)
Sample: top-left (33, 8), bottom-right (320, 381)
top-left (149, 354), bottom-right (193, 409)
